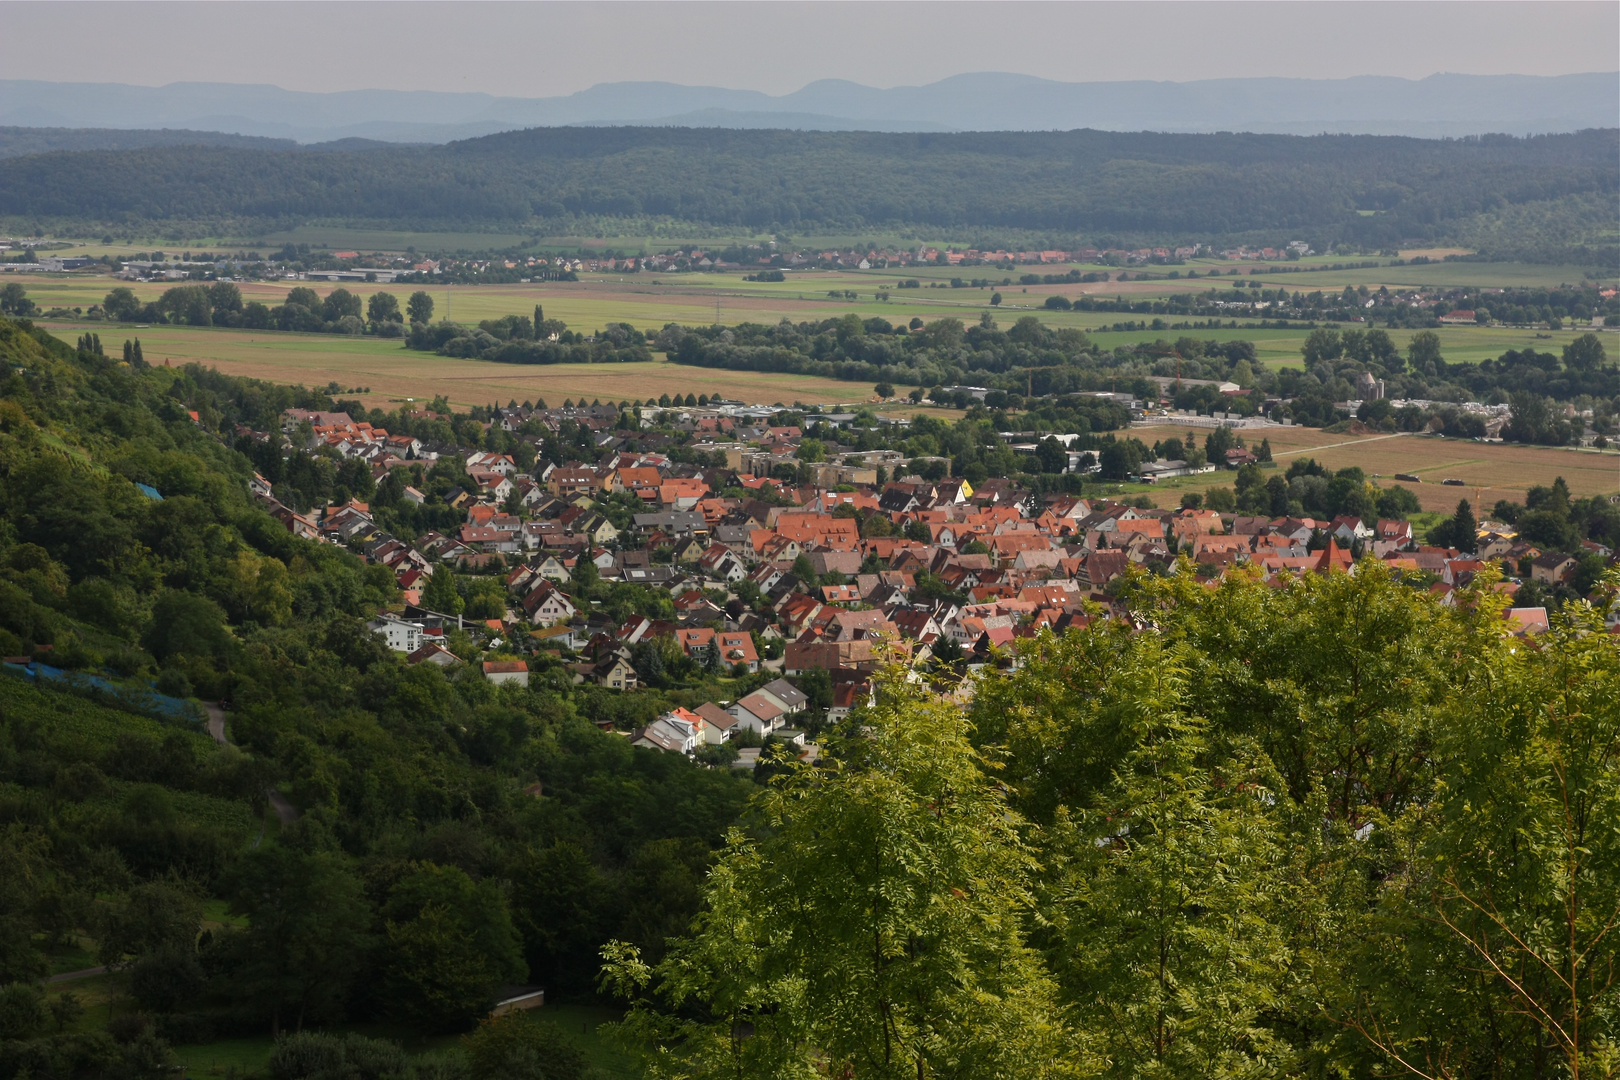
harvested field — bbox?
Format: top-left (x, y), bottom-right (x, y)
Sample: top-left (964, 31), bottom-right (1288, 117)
top-left (1128, 424), bottom-right (1620, 512)
top-left (59, 322), bottom-right (868, 410)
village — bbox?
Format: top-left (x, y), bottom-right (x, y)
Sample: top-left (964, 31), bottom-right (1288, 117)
top-left (236, 393), bottom-right (1613, 766)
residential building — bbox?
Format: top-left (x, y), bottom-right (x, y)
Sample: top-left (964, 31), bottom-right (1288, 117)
top-left (482, 660), bottom-right (530, 687)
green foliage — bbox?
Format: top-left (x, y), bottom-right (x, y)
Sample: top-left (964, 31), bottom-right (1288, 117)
top-left (0, 314), bottom-right (755, 1059)
top-left (221, 848), bottom-right (374, 1033)
top-left (422, 564), bottom-right (463, 616)
top-left (462, 1011), bottom-right (586, 1080)
top-left (97, 881), bottom-right (202, 968)
top-left (381, 863), bottom-right (526, 1032)
top-left (268, 1029), bottom-right (414, 1080)
top-left (0, 981), bottom-right (48, 1040)
top-left (1427, 498), bottom-right (1478, 551)
top-left (603, 672), bottom-right (1076, 1079)
top-left (613, 564), bottom-right (1620, 1073)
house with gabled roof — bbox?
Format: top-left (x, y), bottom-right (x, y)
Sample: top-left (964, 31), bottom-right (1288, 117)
top-left (715, 631), bottom-right (760, 672)
top-left (777, 594), bottom-right (825, 636)
top-left (695, 702), bottom-right (738, 744)
top-left (698, 543), bottom-right (748, 583)
top-left (1531, 552), bottom-right (1578, 585)
top-left (632, 709), bottom-right (703, 754)
top-left (1312, 539), bottom-right (1355, 575)
top-left (675, 627), bottom-right (718, 664)
top-left (482, 659), bottom-right (529, 686)
top-left (406, 642), bottom-right (460, 668)
top-left (571, 650), bottom-right (638, 690)
top-left (728, 692), bottom-right (785, 735)
top-left (521, 581), bottom-right (579, 627)
top-left (754, 678), bottom-right (807, 714)
top-left (1329, 516), bottom-right (1374, 544)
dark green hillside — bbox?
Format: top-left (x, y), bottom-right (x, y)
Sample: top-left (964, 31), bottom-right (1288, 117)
top-left (1, 126), bottom-right (1614, 259)
top-left (0, 318), bottom-right (750, 1076)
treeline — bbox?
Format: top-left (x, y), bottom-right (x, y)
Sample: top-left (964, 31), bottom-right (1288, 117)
top-left (100, 284), bottom-right (427, 338)
top-left (407, 308), bottom-right (652, 364)
top-left (1, 127), bottom-right (1614, 258)
top-left (651, 308), bottom-right (1617, 437)
top-left (659, 313), bottom-right (1107, 393)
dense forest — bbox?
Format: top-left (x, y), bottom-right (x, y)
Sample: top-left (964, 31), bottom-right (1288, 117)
top-left (0, 127), bottom-right (299, 160)
top-left (1, 126), bottom-right (1615, 260)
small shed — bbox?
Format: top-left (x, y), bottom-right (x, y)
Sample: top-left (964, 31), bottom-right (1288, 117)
top-left (491, 985), bottom-right (545, 1017)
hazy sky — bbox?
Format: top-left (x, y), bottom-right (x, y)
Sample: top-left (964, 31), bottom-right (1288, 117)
top-left (3, 1), bottom-right (1615, 96)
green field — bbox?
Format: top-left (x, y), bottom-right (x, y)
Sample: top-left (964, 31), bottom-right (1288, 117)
top-left (13, 260), bottom-right (1612, 410)
top-left (162, 1004), bottom-right (638, 1079)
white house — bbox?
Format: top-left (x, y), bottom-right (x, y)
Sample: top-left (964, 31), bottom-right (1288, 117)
top-left (754, 677), bottom-right (808, 714)
top-left (521, 582), bottom-right (579, 627)
top-left (695, 702), bottom-right (738, 744)
top-left (727, 692), bottom-right (786, 735)
top-left (369, 614), bottom-right (424, 653)
top-left (632, 708), bottom-right (704, 754)
top-left (481, 660), bottom-right (530, 687)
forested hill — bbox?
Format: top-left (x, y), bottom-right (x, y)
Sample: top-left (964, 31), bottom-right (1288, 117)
top-left (0, 126), bottom-right (299, 160)
top-left (0, 317), bottom-right (752, 1071)
top-left (1, 126), bottom-right (1615, 257)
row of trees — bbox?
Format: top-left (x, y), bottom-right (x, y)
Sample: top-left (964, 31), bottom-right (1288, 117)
top-left (100, 285), bottom-right (437, 337)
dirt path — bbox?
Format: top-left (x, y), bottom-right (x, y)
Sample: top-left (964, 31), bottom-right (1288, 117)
top-left (203, 701), bottom-right (227, 746)
top-left (49, 966), bottom-right (108, 983)
top-left (206, 701), bottom-right (300, 833)
top-left (265, 788), bottom-right (300, 826)
top-left (1271, 431), bottom-right (1410, 457)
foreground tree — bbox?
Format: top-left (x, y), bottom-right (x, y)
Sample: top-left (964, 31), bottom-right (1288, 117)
top-left (602, 671), bottom-right (1079, 1080)
top-left (1342, 578), bottom-right (1620, 1078)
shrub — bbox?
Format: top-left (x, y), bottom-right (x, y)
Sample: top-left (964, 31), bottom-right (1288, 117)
top-left (462, 1012), bottom-right (585, 1080)
top-left (0, 982), bottom-right (48, 1040)
top-left (269, 1030), bottom-right (412, 1080)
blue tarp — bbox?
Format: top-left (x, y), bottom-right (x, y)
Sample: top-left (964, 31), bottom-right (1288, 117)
top-left (3, 661), bottom-right (200, 722)
top-left (135, 483), bottom-right (163, 500)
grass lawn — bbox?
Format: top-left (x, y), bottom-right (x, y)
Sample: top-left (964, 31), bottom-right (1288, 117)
top-left (168, 1004), bottom-right (640, 1079)
top-left (28, 314), bottom-right (877, 412)
top-left (539, 1003), bottom-right (642, 1079)
top-left (172, 1035), bottom-right (276, 1077)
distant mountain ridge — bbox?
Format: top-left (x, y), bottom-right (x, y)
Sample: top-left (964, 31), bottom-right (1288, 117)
top-left (1, 72), bottom-right (1614, 144)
